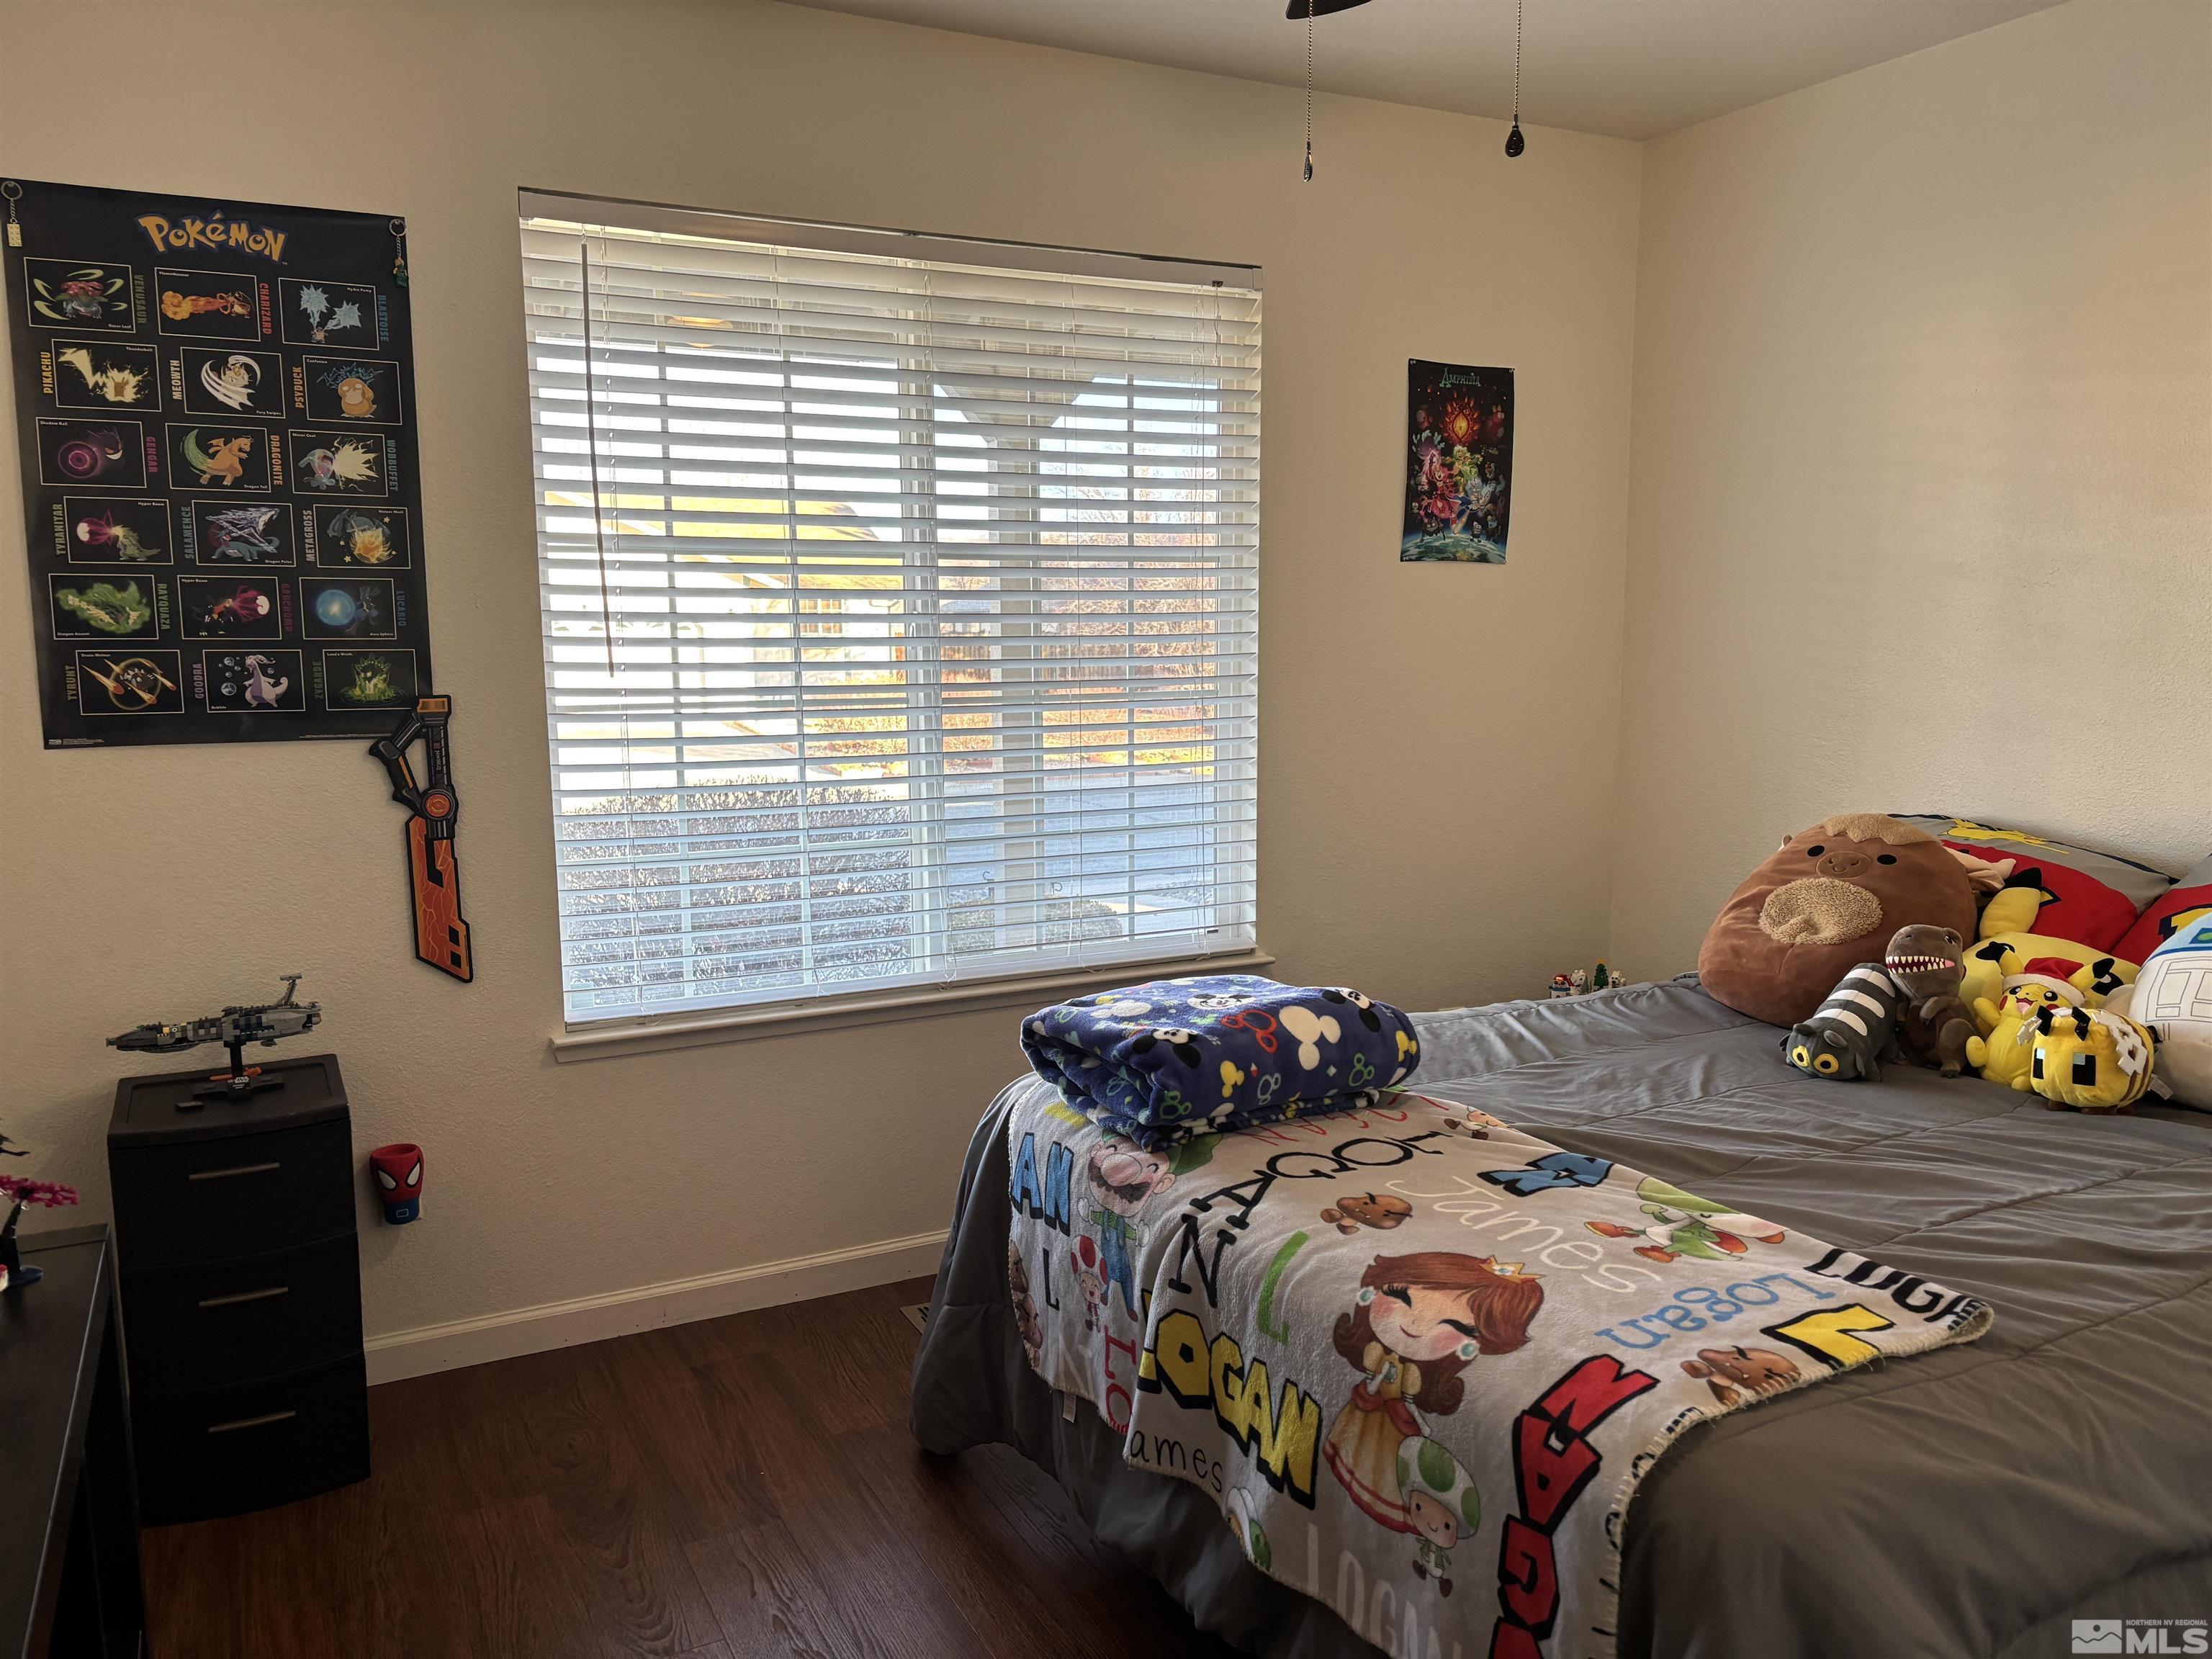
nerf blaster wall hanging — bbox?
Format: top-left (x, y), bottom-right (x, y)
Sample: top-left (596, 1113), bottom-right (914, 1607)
top-left (372, 694), bottom-right (473, 981)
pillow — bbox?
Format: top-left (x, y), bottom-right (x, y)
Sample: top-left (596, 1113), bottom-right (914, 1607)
top-left (2106, 915), bottom-right (2212, 1110)
top-left (1893, 816), bottom-right (2175, 953)
top-left (1699, 814), bottom-right (1977, 1028)
top-left (2113, 853), bottom-right (2212, 966)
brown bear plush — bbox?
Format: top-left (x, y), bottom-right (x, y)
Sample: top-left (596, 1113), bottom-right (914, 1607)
top-left (1699, 814), bottom-right (1977, 1028)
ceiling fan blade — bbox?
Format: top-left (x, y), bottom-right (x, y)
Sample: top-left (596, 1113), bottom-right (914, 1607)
top-left (1284, 0), bottom-right (1374, 16)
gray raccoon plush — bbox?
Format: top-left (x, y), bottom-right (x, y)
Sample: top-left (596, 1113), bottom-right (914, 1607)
top-left (1784, 963), bottom-right (1907, 1081)
top-left (1884, 924), bottom-right (1975, 1077)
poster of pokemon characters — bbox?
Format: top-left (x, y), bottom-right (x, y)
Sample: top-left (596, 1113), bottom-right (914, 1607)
top-left (3, 178), bottom-right (434, 745)
top-left (1401, 359), bottom-right (1513, 564)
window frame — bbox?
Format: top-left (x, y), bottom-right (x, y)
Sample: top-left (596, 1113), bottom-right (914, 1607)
top-left (518, 192), bottom-right (1264, 1038)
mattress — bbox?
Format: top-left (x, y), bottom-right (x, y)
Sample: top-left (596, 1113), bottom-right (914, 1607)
top-left (912, 979), bottom-right (2212, 1658)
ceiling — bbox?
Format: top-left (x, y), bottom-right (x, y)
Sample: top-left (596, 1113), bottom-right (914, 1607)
top-left (776, 0), bottom-right (2063, 141)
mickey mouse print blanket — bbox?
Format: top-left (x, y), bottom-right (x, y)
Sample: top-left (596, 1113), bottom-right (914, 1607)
top-left (1004, 1083), bottom-right (1994, 1659)
top-left (1022, 974), bottom-right (1424, 1149)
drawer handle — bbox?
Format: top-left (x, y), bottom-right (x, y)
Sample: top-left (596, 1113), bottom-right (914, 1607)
top-left (187, 1160), bottom-right (282, 1182)
top-left (207, 1409), bottom-right (297, 1435)
top-left (199, 1285), bottom-right (289, 1309)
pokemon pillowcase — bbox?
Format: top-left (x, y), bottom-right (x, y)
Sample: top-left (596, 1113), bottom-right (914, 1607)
top-left (1895, 815), bottom-right (2177, 953)
top-left (1021, 974), bottom-right (1421, 1148)
top-left (2114, 853), bottom-right (2212, 967)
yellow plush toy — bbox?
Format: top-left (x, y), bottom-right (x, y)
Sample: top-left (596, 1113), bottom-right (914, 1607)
top-left (1966, 986), bottom-right (2056, 1090)
top-left (2020, 1004), bottom-right (2157, 1114)
top-left (1961, 934), bottom-right (2136, 1019)
top-left (1975, 886), bottom-right (2048, 939)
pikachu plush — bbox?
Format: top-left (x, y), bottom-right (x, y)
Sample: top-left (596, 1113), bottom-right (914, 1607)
top-left (1967, 962), bottom-right (2092, 1089)
top-left (1967, 989), bottom-right (2050, 1090)
top-left (1961, 935), bottom-right (2135, 1015)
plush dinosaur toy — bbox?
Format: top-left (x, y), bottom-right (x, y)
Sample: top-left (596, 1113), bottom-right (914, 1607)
top-left (1883, 924), bottom-right (1975, 1077)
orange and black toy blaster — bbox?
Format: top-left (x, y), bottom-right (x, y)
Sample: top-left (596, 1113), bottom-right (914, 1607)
top-left (370, 694), bottom-right (474, 982)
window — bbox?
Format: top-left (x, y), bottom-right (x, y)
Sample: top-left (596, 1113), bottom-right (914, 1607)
top-left (518, 193), bottom-right (1262, 1024)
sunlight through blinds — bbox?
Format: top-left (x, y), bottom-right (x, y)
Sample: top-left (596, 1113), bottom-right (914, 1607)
top-left (518, 194), bottom-right (1262, 1023)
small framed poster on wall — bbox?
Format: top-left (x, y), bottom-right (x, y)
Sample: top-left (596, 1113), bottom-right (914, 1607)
top-left (1401, 359), bottom-right (1513, 564)
top-left (2, 177), bottom-right (434, 747)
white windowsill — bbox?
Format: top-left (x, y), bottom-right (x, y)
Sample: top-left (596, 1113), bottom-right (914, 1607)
top-left (545, 948), bottom-right (1277, 1064)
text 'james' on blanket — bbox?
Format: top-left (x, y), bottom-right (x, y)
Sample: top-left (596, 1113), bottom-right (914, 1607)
top-left (1003, 1084), bottom-right (1993, 1659)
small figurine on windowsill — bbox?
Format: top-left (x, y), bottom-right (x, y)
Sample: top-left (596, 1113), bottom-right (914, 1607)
top-left (1, 1132), bottom-right (81, 1292)
top-left (1547, 962), bottom-right (1629, 999)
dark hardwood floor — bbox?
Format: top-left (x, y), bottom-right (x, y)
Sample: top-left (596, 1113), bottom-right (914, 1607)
top-left (143, 1276), bottom-right (1237, 1659)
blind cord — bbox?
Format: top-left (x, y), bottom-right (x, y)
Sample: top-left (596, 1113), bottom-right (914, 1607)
top-left (577, 238), bottom-right (618, 677)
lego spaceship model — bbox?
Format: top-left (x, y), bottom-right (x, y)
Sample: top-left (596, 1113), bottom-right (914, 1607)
top-left (109, 974), bottom-right (323, 1102)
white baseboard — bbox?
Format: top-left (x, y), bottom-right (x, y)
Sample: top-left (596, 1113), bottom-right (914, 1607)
top-left (364, 1228), bottom-right (949, 1385)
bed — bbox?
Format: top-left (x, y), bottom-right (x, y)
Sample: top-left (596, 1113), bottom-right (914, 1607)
top-left (912, 977), bottom-right (2212, 1658)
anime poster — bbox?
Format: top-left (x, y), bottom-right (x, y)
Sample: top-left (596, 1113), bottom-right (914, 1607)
top-left (4, 178), bottom-right (433, 746)
top-left (1401, 359), bottom-right (1512, 564)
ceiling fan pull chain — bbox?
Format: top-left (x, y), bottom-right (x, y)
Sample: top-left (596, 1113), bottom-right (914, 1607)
top-left (1506, 0), bottom-right (1527, 156)
top-left (1303, 0), bottom-right (1315, 181)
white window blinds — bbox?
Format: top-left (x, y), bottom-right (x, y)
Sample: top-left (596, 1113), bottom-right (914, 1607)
top-left (518, 194), bottom-right (1262, 1024)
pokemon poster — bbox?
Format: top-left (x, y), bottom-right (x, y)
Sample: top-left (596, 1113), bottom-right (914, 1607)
top-left (3, 178), bottom-right (435, 746)
top-left (1401, 359), bottom-right (1512, 564)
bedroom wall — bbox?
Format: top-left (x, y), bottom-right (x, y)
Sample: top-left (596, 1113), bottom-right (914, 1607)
top-left (0, 1), bottom-right (1643, 1364)
top-left (1609, 0), bottom-right (2212, 977)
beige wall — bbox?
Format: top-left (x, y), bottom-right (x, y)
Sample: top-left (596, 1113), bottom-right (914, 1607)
top-left (0, 2), bottom-right (1642, 1345)
top-left (9, 0), bottom-right (2200, 1362)
top-left (1610, 0), bottom-right (2212, 976)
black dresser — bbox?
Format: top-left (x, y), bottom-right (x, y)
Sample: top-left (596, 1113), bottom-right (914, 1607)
top-left (107, 1053), bottom-right (370, 1526)
top-left (1, 1225), bottom-right (147, 1659)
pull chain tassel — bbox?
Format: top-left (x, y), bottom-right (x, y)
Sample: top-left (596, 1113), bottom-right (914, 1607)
top-left (1505, 0), bottom-right (1526, 157)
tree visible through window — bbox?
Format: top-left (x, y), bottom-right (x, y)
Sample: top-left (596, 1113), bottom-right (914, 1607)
top-left (518, 197), bottom-right (1262, 1022)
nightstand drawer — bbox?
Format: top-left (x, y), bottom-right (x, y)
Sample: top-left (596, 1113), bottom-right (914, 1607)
top-left (133, 1354), bottom-right (371, 1526)
top-left (121, 1233), bottom-right (363, 1397)
top-left (109, 1119), bottom-right (354, 1264)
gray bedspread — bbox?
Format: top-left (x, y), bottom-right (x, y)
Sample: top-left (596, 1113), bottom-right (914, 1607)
top-left (912, 979), bottom-right (2212, 1658)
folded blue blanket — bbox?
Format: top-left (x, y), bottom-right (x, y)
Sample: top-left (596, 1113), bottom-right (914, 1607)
top-left (1020, 973), bottom-right (1421, 1147)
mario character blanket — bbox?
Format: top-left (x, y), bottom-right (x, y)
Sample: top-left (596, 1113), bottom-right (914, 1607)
top-left (1005, 1084), bottom-right (1993, 1659)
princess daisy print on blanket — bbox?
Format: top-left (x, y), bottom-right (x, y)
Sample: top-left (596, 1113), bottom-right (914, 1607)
top-left (1005, 1083), bottom-right (1993, 1659)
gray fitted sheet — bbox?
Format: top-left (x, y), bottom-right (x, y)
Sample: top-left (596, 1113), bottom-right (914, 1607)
top-left (912, 979), bottom-right (2212, 1658)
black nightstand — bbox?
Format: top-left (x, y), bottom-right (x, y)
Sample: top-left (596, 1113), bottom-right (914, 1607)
top-left (1, 1225), bottom-right (148, 1659)
top-left (107, 1053), bottom-right (370, 1525)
